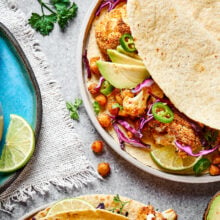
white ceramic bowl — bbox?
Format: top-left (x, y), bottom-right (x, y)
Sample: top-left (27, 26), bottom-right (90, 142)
top-left (77, 0), bottom-right (220, 184)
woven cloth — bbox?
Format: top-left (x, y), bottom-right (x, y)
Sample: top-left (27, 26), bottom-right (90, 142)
top-left (0, 0), bottom-right (97, 213)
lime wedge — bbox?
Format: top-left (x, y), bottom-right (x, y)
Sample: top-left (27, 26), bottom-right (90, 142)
top-left (0, 114), bottom-right (35, 173)
top-left (150, 145), bottom-right (201, 171)
top-left (47, 198), bottom-right (95, 216)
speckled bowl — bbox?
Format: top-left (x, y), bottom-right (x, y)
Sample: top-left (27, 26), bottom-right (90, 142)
top-left (77, 0), bottom-right (220, 183)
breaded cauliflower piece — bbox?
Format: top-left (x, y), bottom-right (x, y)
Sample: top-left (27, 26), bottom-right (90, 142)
top-left (123, 89), bottom-right (149, 117)
top-left (144, 113), bottom-right (201, 152)
top-left (95, 3), bottom-right (130, 57)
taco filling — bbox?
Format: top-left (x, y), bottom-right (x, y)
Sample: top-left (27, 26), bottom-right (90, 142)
top-left (84, 1), bottom-right (220, 176)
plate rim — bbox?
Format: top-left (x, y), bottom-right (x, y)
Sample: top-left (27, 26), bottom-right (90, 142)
top-left (0, 22), bottom-right (42, 193)
top-left (77, 0), bottom-right (220, 184)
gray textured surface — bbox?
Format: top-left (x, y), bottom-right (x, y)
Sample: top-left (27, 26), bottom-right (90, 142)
top-left (1, 0), bottom-right (219, 219)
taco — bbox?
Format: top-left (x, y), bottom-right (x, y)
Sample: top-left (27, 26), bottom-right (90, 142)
top-left (84, 0), bottom-right (220, 176)
top-left (26, 194), bottom-right (177, 220)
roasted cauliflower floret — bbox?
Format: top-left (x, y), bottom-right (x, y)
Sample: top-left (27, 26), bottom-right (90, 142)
top-left (144, 113), bottom-right (201, 152)
top-left (123, 89), bottom-right (149, 117)
top-left (95, 3), bottom-right (130, 57)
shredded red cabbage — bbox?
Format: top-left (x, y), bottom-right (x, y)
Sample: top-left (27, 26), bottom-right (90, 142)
top-left (82, 49), bottom-right (91, 79)
top-left (131, 79), bottom-right (154, 93)
top-left (96, 203), bottom-right (105, 209)
top-left (96, 0), bottom-right (126, 16)
top-left (175, 141), bottom-right (219, 157)
top-left (95, 76), bottom-right (105, 91)
top-left (139, 116), bottom-right (154, 131)
top-left (117, 119), bottom-right (143, 138)
top-left (113, 123), bottom-right (150, 150)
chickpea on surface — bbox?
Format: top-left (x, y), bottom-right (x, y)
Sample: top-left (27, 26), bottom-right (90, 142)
top-left (90, 57), bottom-right (100, 75)
top-left (91, 140), bottom-right (104, 154)
top-left (95, 94), bottom-right (107, 106)
top-left (97, 113), bottom-right (111, 128)
top-left (97, 162), bottom-right (111, 177)
top-left (209, 164), bottom-right (220, 176)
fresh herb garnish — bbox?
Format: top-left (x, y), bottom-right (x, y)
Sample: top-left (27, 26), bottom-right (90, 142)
top-left (109, 194), bottom-right (129, 214)
top-left (29, 0), bottom-right (78, 36)
top-left (204, 130), bottom-right (218, 146)
top-left (93, 101), bottom-right (101, 115)
top-left (112, 103), bottom-right (123, 110)
top-left (66, 98), bottom-right (83, 120)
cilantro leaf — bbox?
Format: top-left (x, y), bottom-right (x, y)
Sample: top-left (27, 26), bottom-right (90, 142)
top-left (66, 98), bottom-right (83, 121)
top-left (93, 101), bottom-right (100, 115)
top-left (204, 130), bottom-right (218, 145)
top-left (109, 194), bottom-right (129, 214)
top-left (29, 13), bottom-right (57, 36)
top-left (57, 2), bottom-right (78, 29)
top-left (50, 0), bottom-right (70, 6)
top-left (28, 0), bottom-right (78, 36)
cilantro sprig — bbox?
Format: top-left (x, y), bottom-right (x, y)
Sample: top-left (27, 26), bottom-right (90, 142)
top-left (66, 98), bottom-right (83, 120)
top-left (29, 0), bottom-right (78, 36)
top-left (109, 194), bottom-right (129, 214)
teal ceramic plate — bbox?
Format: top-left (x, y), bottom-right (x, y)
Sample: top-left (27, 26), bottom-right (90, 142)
top-left (0, 23), bottom-right (42, 192)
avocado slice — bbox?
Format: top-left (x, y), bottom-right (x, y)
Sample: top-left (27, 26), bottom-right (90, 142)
top-left (204, 192), bottom-right (220, 220)
top-left (116, 45), bottom-right (142, 60)
top-left (96, 61), bottom-right (150, 89)
top-left (107, 49), bottom-right (144, 66)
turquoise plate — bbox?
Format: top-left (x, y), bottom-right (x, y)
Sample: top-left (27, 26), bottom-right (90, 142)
top-left (0, 23), bottom-right (42, 192)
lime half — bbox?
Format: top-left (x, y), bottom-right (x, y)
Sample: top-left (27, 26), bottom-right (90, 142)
top-left (0, 114), bottom-right (35, 173)
top-left (47, 198), bottom-right (95, 216)
top-left (150, 145), bottom-right (201, 171)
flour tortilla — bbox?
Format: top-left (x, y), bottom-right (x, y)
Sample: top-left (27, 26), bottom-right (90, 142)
top-left (27, 194), bottom-right (163, 220)
top-left (175, 0), bottom-right (220, 42)
top-left (40, 209), bottom-right (128, 220)
top-left (86, 2), bottom-right (201, 173)
top-left (127, 0), bottom-right (220, 130)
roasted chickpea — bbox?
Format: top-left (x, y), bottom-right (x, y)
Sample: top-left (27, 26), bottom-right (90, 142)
top-left (95, 94), bottom-right (107, 106)
top-left (212, 155), bottom-right (220, 165)
top-left (91, 140), bottom-right (104, 154)
top-left (127, 131), bottom-right (133, 139)
top-left (209, 164), bottom-right (220, 176)
top-left (121, 89), bottom-right (134, 99)
top-left (118, 109), bottom-right (128, 117)
top-left (107, 102), bottom-right (120, 116)
top-left (90, 57), bottom-right (100, 75)
top-left (97, 162), bottom-right (110, 177)
top-left (97, 113), bottom-right (111, 128)
top-left (88, 83), bottom-right (99, 95)
top-left (115, 93), bottom-right (123, 105)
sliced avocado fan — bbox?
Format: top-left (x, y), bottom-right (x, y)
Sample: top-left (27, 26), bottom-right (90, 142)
top-left (96, 61), bottom-right (150, 89)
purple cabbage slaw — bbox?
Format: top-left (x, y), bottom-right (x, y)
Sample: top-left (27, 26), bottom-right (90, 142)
top-left (175, 141), bottom-right (219, 157)
top-left (113, 123), bottom-right (150, 150)
top-left (82, 49), bottom-right (91, 79)
top-left (95, 76), bottom-right (105, 91)
top-left (117, 119), bottom-right (143, 138)
top-left (131, 79), bottom-right (154, 93)
top-left (139, 116), bottom-right (154, 131)
top-left (96, 203), bottom-right (105, 209)
top-left (96, 0), bottom-right (127, 16)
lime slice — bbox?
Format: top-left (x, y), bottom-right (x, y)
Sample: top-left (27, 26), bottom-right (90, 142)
top-left (0, 114), bottom-right (35, 173)
top-left (150, 145), bottom-right (201, 171)
top-left (47, 198), bottom-right (95, 216)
